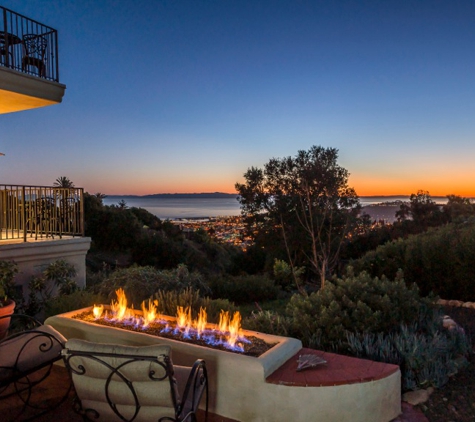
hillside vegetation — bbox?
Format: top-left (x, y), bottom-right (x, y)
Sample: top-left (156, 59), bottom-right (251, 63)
top-left (30, 157), bottom-right (475, 395)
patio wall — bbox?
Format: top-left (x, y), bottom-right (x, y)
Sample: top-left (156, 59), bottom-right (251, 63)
top-left (0, 237), bottom-right (91, 298)
top-left (46, 308), bottom-right (401, 422)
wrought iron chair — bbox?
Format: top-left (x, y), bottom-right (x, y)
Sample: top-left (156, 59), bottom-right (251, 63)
top-left (0, 314), bottom-right (68, 420)
top-left (62, 339), bottom-right (208, 422)
top-left (0, 32), bottom-right (21, 68)
top-left (21, 34), bottom-right (48, 77)
top-left (25, 196), bottom-right (58, 240)
top-left (0, 39), bottom-right (13, 67)
top-left (59, 195), bottom-right (78, 236)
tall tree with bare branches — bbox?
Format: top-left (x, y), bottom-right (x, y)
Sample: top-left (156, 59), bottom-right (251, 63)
top-left (236, 146), bottom-right (360, 289)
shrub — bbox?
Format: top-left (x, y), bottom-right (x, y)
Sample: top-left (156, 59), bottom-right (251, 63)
top-left (153, 287), bottom-right (202, 317)
top-left (200, 297), bottom-right (238, 323)
top-left (86, 206), bottom-right (142, 251)
top-left (18, 260), bottom-right (79, 317)
top-left (208, 274), bottom-right (281, 305)
top-left (153, 287), bottom-right (238, 323)
top-left (97, 265), bottom-right (209, 307)
top-left (273, 259), bottom-right (305, 292)
top-left (44, 290), bottom-right (108, 319)
top-left (131, 231), bottom-right (183, 269)
top-left (351, 238), bottom-right (406, 281)
top-left (0, 260), bottom-right (19, 303)
top-left (351, 219), bottom-right (475, 301)
top-left (42, 259), bottom-right (78, 295)
top-left (228, 244), bottom-right (267, 275)
top-left (344, 307), bottom-right (471, 391)
top-left (286, 267), bottom-right (431, 347)
top-left (129, 207), bottom-right (162, 230)
top-left (243, 310), bottom-right (293, 337)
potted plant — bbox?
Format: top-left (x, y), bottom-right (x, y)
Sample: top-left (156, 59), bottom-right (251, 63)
top-left (0, 260), bottom-right (17, 338)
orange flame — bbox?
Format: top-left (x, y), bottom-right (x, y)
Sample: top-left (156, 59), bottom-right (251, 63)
top-left (141, 299), bottom-right (158, 327)
top-left (227, 312), bottom-right (242, 347)
top-left (218, 310), bottom-right (230, 333)
top-left (194, 307), bottom-right (207, 335)
top-left (110, 288), bottom-right (134, 320)
top-left (93, 304), bottom-right (104, 319)
top-left (98, 290), bottom-right (244, 350)
top-left (176, 306), bottom-right (192, 331)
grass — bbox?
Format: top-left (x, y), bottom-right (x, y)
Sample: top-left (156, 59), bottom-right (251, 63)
top-left (238, 298), bottom-right (290, 318)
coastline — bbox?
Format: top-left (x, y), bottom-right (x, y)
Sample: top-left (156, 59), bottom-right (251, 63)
top-left (102, 194), bottom-right (470, 222)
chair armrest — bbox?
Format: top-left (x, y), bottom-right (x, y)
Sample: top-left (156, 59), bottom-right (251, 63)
top-left (0, 314), bottom-right (43, 337)
top-left (175, 359), bottom-right (208, 420)
top-left (0, 324), bottom-right (66, 386)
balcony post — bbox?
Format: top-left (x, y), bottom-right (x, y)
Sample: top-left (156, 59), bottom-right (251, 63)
top-left (80, 189), bottom-right (85, 236)
top-left (22, 186), bottom-right (26, 242)
top-left (2, 8), bottom-right (9, 68)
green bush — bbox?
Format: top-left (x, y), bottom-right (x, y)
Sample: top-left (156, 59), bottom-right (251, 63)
top-left (0, 260), bottom-right (19, 302)
top-left (42, 259), bottom-right (78, 295)
top-left (208, 274), bottom-right (281, 304)
top-left (44, 290), bottom-right (108, 319)
top-left (153, 287), bottom-right (202, 317)
top-left (97, 264), bottom-right (209, 307)
top-left (131, 231), bottom-right (183, 269)
top-left (344, 307), bottom-right (471, 391)
top-left (352, 219), bottom-right (475, 301)
top-left (286, 268), bottom-right (431, 347)
top-left (153, 287), bottom-right (238, 323)
top-left (273, 259), bottom-right (305, 292)
top-left (86, 206), bottom-right (142, 251)
top-left (243, 310), bottom-right (293, 336)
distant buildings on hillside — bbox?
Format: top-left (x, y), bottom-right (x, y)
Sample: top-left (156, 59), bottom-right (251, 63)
top-left (172, 216), bottom-right (252, 250)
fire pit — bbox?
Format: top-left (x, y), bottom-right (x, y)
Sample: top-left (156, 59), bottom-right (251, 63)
top-left (45, 288), bottom-right (303, 421)
top-left (72, 288), bottom-right (275, 357)
top-left (45, 297), bottom-right (400, 422)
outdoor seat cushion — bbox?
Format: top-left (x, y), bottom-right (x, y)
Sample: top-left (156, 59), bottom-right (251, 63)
top-left (0, 324), bottom-right (66, 382)
top-left (64, 339), bottom-right (180, 422)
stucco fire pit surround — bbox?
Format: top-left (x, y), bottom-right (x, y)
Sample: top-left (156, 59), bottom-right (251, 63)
top-left (46, 307), bottom-right (401, 422)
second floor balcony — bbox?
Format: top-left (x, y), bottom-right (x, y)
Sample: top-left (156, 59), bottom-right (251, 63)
top-left (0, 185), bottom-right (84, 243)
top-left (0, 5), bottom-right (65, 114)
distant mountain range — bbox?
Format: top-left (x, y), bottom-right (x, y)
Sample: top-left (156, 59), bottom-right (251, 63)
top-left (106, 192), bottom-right (238, 199)
top-left (105, 193), bottom-right (472, 202)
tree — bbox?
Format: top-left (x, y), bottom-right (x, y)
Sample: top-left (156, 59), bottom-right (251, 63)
top-left (53, 176), bottom-right (74, 188)
top-left (443, 194), bottom-right (475, 221)
top-left (396, 190), bottom-right (444, 228)
top-left (117, 199), bottom-right (128, 209)
top-left (235, 146), bottom-right (360, 289)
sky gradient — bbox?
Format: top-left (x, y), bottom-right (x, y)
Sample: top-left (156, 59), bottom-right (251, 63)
top-left (2, 0), bottom-right (475, 197)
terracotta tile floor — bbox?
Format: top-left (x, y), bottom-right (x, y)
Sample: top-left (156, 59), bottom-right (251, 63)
top-left (0, 352), bottom-right (428, 421)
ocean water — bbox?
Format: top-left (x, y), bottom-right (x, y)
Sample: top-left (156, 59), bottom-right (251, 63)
top-left (103, 196), bottom-right (242, 219)
top-left (102, 195), bottom-right (452, 220)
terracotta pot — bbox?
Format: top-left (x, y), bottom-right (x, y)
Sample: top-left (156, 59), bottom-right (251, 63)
top-left (0, 299), bottom-right (16, 339)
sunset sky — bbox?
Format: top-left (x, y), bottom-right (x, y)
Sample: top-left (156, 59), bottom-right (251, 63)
top-left (2, 0), bottom-right (475, 197)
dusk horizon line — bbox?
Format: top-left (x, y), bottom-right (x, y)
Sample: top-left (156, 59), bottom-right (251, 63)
top-left (103, 192), bottom-right (473, 198)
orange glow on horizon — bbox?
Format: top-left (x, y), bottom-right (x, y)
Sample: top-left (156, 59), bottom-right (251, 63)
top-left (83, 174), bottom-right (475, 198)
top-left (85, 180), bottom-right (239, 197)
top-left (349, 175), bottom-right (475, 198)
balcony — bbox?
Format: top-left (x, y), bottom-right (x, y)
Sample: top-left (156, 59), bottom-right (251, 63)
top-left (0, 6), bottom-right (65, 114)
top-left (0, 185), bottom-right (90, 295)
top-left (0, 185), bottom-right (84, 242)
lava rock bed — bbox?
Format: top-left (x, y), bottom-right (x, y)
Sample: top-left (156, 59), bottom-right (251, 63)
top-left (72, 311), bottom-right (276, 357)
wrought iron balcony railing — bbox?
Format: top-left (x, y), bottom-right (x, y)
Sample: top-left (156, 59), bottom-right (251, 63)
top-left (0, 6), bottom-right (59, 82)
top-left (0, 185), bottom-right (84, 242)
